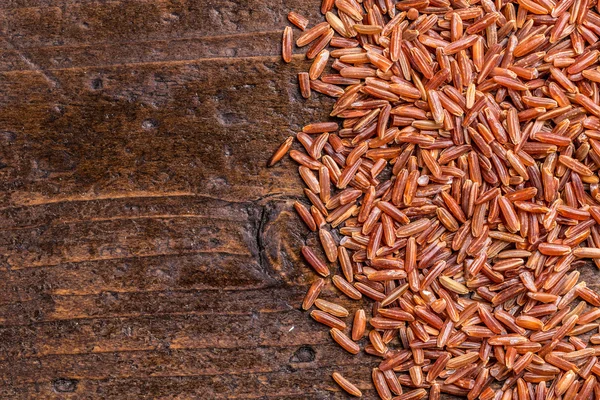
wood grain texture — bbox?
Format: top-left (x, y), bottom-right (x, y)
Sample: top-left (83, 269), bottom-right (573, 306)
top-left (0, 0), bottom-right (382, 398)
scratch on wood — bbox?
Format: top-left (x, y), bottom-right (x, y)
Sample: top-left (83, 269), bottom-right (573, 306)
top-left (55, 213), bottom-right (233, 226)
top-left (0, 214), bottom-right (248, 234)
top-left (5, 192), bottom-right (293, 211)
top-left (48, 283), bottom-right (279, 296)
top-left (12, 308), bottom-right (303, 327)
top-left (13, 30), bottom-right (284, 52)
top-left (8, 249), bottom-right (250, 271)
top-left (10, 191), bottom-right (197, 207)
top-left (16, 344), bottom-right (371, 367)
top-left (0, 54), bottom-right (305, 75)
top-left (0, 32), bottom-right (66, 96)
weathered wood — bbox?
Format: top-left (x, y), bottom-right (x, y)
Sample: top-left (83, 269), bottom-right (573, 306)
top-left (0, 0), bottom-right (386, 398)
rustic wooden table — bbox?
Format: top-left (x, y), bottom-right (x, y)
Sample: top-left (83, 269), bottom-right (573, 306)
top-left (2, 1), bottom-right (599, 399)
top-left (0, 0), bottom-right (381, 398)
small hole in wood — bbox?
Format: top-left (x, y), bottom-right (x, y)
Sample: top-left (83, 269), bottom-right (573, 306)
top-left (52, 378), bottom-right (78, 393)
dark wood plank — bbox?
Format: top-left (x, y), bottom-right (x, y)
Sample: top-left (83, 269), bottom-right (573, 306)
top-left (0, 32), bottom-right (284, 72)
top-left (0, 57), bottom-right (332, 202)
top-left (0, 0), bottom-right (387, 397)
top-left (0, 0), bottom-right (323, 47)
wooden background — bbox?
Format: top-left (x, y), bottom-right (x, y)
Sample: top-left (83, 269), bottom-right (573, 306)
top-left (3, 1), bottom-right (598, 399)
top-left (0, 0), bottom-right (387, 398)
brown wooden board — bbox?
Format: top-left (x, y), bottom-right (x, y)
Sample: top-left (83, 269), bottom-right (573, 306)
top-left (1, 0), bottom-right (599, 399)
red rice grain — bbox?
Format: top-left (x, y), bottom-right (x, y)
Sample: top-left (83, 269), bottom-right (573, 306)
top-left (331, 327), bottom-right (360, 354)
top-left (332, 372), bottom-right (362, 397)
top-left (302, 278), bottom-right (325, 310)
top-left (288, 11), bottom-right (309, 30)
top-left (282, 26), bottom-right (293, 63)
top-left (273, 0), bottom-right (600, 398)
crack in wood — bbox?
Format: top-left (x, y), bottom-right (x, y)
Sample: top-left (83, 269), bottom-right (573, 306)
top-left (0, 54), bottom-right (306, 74)
top-left (3, 30), bottom-right (284, 53)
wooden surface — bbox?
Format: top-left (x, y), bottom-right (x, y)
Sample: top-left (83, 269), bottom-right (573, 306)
top-left (2, 1), bottom-right (599, 399)
top-left (0, 0), bottom-right (379, 398)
